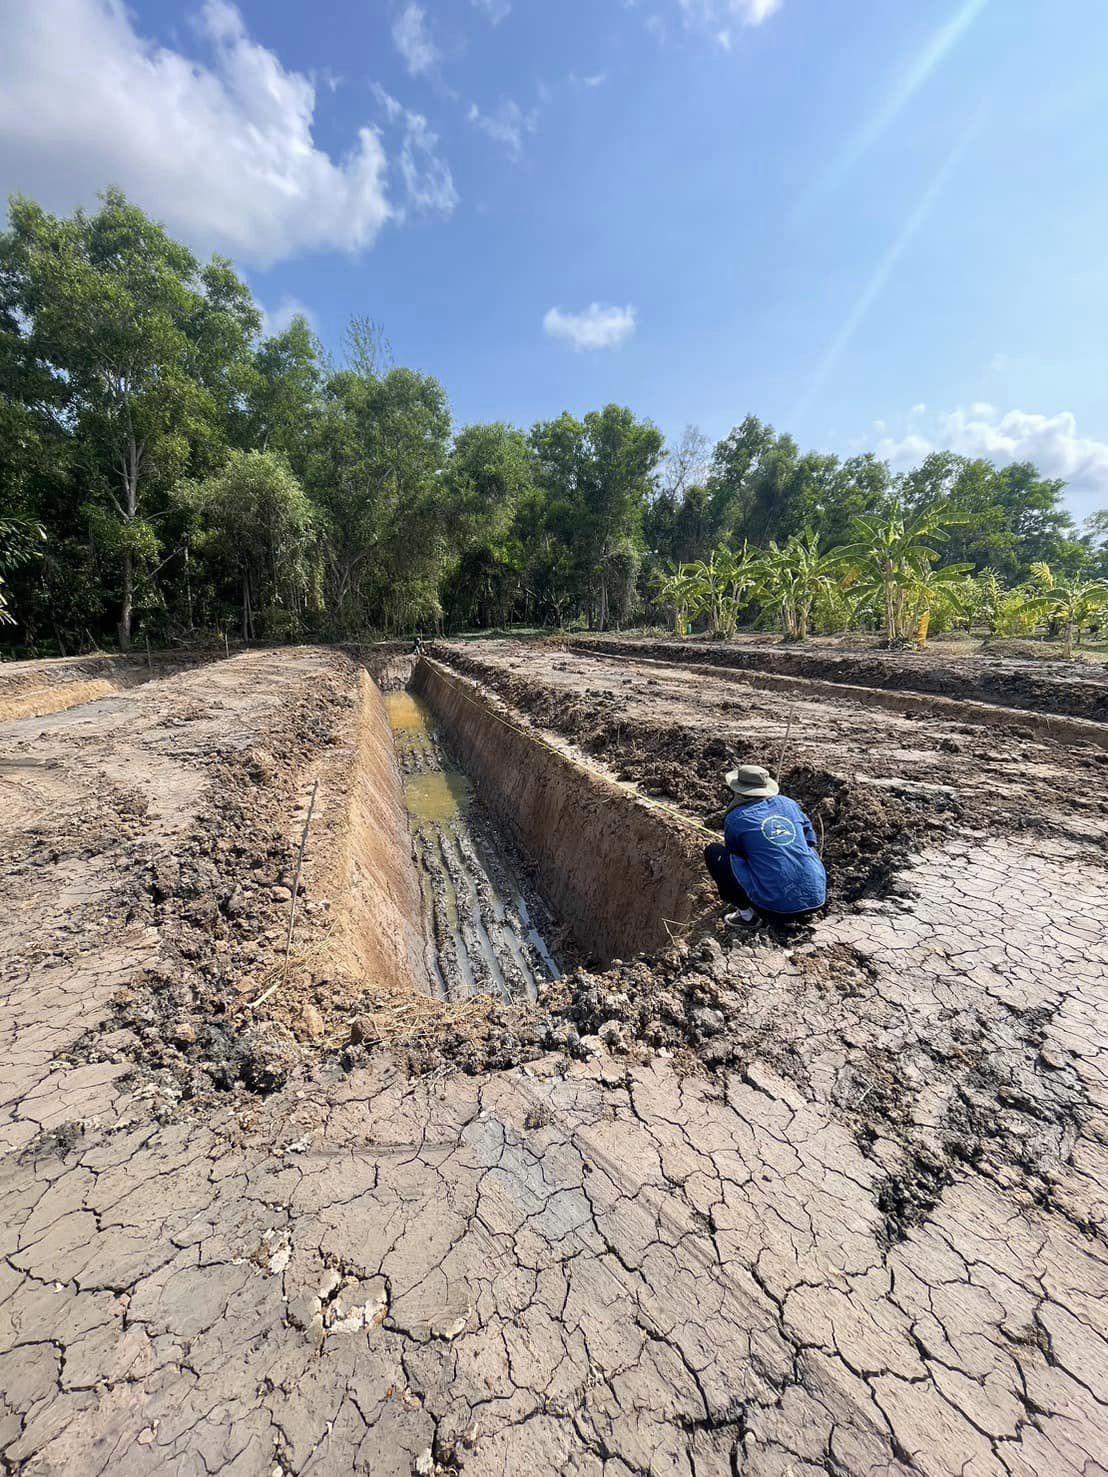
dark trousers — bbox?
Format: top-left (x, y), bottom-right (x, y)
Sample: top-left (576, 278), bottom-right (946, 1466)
top-left (704, 844), bottom-right (751, 908)
top-left (703, 844), bottom-right (819, 926)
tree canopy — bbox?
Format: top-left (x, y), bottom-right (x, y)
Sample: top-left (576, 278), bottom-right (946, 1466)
top-left (0, 191), bottom-right (1103, 655)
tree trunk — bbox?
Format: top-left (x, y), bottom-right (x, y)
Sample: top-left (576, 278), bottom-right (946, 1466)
top-left (184, 543), bottom-right (194, 630)
top-left (117, 430), bottom-right (142, 652)
top-left (118, 548), bottom-right (133, 651)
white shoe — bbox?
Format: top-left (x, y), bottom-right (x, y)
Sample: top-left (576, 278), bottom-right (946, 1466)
top-left (725, 908), bottom-right (756, 926)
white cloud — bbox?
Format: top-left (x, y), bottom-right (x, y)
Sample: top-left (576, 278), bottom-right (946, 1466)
top-left (259, 296), bottom-right (317, 338)
top-left (676, 0), bottom-right (783, 40)
top-left (873, 431), bottom-right (934, 468)
top-left (543, 303), bottom-right (638, 351)
top-left (372, 87), bottom-right (458, 217)
top-left (0, 0), bottom-right (392, 266)
top-left (911, 402), bottom-right (927, 416)
top-left (467, 100), bottom-right (537, 160)
top-left (392, 3), bottom-right (438, 77)
top-left (571, 71), bottom-right (608, 88)
top-left (874, 406), bottom-right (1108, 517)
top-left (472, 0), bottom-right (511, 22)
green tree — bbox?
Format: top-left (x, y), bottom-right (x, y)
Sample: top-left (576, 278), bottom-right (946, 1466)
top-left (0, 516), bottom-right (45, 625)
top-left (898, 452), bottom-right (1077, 578)
top-left (307, 366), bottom-right (452, 632)
top-left (249, 315), bottom-right (325, 477)
top-left (441, 423), bottom-right (535, 628)
top-left (1082, 509), bottom-right (1108, 578)
top-left (183, 450), bottom-right (315, 640)
top-left (0, 190), bottom-right (258, 647)
top-left (532, 405), bottom-right (663, 629)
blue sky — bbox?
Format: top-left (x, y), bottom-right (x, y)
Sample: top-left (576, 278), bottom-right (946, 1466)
top-left (2, 0), bottom-right (1107, 519)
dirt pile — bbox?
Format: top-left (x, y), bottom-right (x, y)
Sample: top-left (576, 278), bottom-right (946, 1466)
top-left (71, 665), bottom-right (358, 1098)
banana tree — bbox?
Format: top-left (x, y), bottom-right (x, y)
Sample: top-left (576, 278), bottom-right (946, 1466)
top-left (902, 563), bottom-right (974, 645)
top-left (684, 551), bottom-right (730, 636)
top-left (1018, 564), bottom-right (1108, 658)
top-left (834, 503), bottom-right (961, 645)
top-left (716, 541), bottom-right (761, 636)
top-left (756, 530), bottom-right (836, 641)
top-left (651, 563), bottom-right (702, 636)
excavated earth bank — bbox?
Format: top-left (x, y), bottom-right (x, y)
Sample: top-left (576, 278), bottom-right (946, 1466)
top-left (0, 650), bottom-right (211, 723)
top-left (570, 633), bottom-right (1108, 722)
top-left (569, 638), bottom-right (1108, 753)
top-left (1, 641), bottom-right (1106, 1474)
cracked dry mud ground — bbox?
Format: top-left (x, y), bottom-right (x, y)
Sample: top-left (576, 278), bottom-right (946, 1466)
top-left (2, 646), bottom-right (1107, 1475)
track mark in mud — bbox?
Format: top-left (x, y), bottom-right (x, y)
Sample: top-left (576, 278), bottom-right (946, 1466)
top-left (384, 688), bottom-right (563, 1004)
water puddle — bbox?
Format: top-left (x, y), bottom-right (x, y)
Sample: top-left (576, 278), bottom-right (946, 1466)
top-left (404, 770), bottom-right (472, 825)
top-left (385, 691), bottom-right (428, 734)
top-left (385, 686), bottom-right (562, 1003)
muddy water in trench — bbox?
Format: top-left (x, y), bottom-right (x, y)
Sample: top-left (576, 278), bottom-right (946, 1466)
top-left (384, 690), bottom-right (561, 1003)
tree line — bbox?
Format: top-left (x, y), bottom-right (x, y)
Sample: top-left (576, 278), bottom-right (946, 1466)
top-left (1, 190), bottom-right (1106, 654)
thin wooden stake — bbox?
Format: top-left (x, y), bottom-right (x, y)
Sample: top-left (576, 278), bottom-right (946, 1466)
top-left (775, 706), bottom-right (794, 783)
top-left (144, 633), bottom-right (152, 670)
top-left (249, 778), bottom-right (320, 1011)
top-left (283, 779), bottom-right (319, 981)
top-left (223, 629), bottom-right (230, 659)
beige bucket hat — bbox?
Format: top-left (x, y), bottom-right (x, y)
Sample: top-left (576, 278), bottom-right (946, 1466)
top-left (725, 763), bottom-right (779, 799)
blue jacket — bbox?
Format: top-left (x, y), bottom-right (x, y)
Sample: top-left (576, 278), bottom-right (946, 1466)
top-left (724, 795), bottom-right (827, 915)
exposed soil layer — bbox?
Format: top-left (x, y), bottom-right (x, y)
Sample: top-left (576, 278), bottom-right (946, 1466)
top-left (2, 643), bottom-right (1107, 1474)
top-left (335, 675), bottom-right (430, 997)
top-left (573, 632), bottom-right (1108, 722)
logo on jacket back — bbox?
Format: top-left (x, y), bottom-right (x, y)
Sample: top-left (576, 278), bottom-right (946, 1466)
top-left (761, 815), bottom-right (797, 847)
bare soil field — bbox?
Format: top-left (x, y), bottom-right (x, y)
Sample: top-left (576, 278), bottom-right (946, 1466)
top-left (1, 639), bottom-right (1106, 1475)
top-left (574, 631), bottom-right (1108, 723)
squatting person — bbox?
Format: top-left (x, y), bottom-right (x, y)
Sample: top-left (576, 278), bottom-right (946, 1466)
top-left (704, 763), bottom-right (827, 927)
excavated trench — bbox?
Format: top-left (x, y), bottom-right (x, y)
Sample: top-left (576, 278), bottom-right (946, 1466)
top-left (362, 655), bottom-right (715, 999)
top-left (384, 687), bottom-right (562, 1002)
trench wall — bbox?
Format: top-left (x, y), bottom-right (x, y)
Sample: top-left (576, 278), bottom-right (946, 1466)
top-left (412, 657), bottom-right (714, 961)
top-left (334, 672), bottom-right (429, 994)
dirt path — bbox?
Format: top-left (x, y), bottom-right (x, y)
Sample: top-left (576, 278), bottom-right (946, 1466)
top-left (1, 645), bottom-right (1106, 1475)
